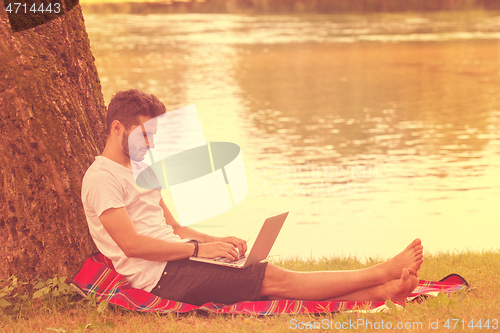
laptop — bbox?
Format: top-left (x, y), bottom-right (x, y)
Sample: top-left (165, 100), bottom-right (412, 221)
top-left (189, 212), bottom-right (289, 268)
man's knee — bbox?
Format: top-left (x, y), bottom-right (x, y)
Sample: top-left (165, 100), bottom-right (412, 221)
top-left (260, 263), bottom-right (294, 297)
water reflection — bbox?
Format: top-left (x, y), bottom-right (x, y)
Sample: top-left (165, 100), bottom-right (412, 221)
top-left (84, 12), bottom-right (500, 259)
top-left (235, 42), bottom-right (497, 159)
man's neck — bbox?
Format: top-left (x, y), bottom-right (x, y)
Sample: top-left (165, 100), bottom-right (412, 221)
top-left (101, 142), bottom-right (132, 169)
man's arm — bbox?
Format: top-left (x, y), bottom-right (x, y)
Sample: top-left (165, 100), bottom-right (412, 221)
top-left (99, 207), bottom-right (195, 261)
top-left (99, 206), bottom-right (241, 261)
top-left (159, 199), bottom-right (247, 255)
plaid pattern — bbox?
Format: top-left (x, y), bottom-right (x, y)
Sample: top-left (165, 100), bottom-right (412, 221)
top-left (70, 253), bottom-right (468, 315)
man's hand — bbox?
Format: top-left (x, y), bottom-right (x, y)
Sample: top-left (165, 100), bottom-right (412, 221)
top-left (198, 242), bottom-right (241, 261)
top-left (213, 236), bottom-right (247, 256)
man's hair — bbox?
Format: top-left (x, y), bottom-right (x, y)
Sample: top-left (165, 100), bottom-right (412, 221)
top-left (106, 89), bottom-right (166, 134)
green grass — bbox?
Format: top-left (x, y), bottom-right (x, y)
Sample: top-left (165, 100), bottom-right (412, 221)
top-left (1, 251), bottom-right (499, 332)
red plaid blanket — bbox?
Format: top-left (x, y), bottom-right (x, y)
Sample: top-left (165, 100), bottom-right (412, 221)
top-left (70, 253), bottom-right (468, 315)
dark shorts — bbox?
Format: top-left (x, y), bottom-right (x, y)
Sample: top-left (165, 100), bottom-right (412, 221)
top-left (150, 259), bottom-right (268, 306)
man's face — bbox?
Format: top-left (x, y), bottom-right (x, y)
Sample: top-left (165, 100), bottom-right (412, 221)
top-left (121, 115), bottom-right (158, 162)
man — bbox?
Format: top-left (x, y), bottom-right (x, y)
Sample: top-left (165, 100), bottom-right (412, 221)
top-left (82, 89), bottom-right (424, 306)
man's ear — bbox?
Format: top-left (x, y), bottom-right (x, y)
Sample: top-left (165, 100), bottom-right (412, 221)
top-left (110, 120), bottom-right (124, 136)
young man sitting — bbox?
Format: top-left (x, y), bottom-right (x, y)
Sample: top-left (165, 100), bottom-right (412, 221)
top-left (81, 89), bottom-right (424, 306)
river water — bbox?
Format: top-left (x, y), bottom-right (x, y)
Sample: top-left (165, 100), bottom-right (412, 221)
top-left (83, 11), bottom-right (500, 260)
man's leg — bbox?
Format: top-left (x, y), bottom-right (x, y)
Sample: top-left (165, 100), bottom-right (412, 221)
top-left (260, 239), bottom-right (423, 301)
top-left (324, 268), bottom-right (419, 303)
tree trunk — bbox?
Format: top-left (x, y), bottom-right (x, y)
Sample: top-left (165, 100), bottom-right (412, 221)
top-left (0, 3), bottom-right (106, 279)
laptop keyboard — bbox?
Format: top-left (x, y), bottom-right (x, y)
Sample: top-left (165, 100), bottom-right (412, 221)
top-left (214, 255), bottom-right (247, 265)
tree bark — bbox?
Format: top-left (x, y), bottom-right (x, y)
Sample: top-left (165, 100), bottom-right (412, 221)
top-left (0, 2), bottom-right (105, 279)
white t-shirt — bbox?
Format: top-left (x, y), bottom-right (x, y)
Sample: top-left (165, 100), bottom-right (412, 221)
top-left (81, 156), bottom-right (183, 292)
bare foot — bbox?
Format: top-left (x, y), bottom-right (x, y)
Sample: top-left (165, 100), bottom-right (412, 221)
top-left (380, 268), bottom-right (419, 304)
top-left (376, 239), bottom-right (423, 282)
